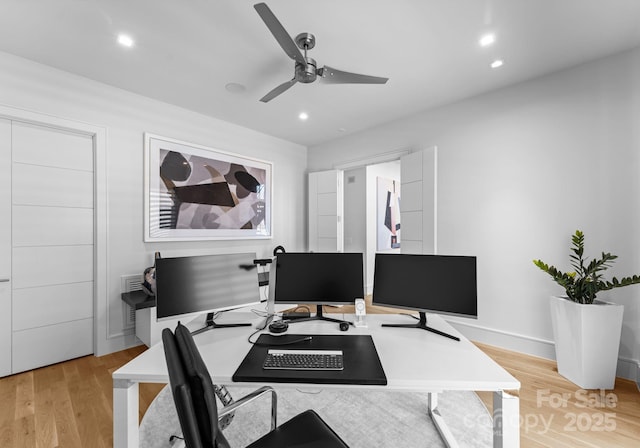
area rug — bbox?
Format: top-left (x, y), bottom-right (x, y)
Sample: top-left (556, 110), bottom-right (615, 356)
top-left (140, 385), bottom-right (493, 447)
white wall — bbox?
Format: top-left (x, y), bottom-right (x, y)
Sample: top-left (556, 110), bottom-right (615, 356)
top-left (0, 52), bottom-right (307, 355)
top-left (309, 47), bottom-right (640, 380)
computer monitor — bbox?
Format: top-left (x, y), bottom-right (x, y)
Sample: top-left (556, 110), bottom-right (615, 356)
top-left (155, 252), bottom-right (262, 334)
top-left (271, 252), bottom-right (364, 325)
top-left (372, 253), bottom-right (477, 341)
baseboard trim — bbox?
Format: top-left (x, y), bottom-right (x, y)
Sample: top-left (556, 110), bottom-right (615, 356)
top-left (446, 318), bottom-right (639, 383)
top-left (446, 318), bottom-right (556, 360)
top-left (621, 357), bottom-right (640, 390)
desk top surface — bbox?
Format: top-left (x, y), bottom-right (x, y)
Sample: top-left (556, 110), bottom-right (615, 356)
top-left (113, 309), bottom-right (520, 392)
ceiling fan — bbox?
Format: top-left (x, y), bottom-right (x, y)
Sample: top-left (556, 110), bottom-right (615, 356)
top-left (254, 2), bottom-right (389, 103)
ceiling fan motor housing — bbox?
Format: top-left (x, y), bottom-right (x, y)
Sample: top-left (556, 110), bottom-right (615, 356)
top-left (295, 57), bottom-right (317, 83)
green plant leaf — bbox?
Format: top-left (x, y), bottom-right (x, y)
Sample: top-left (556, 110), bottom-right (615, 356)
top-left (533, 230), bottom-right (640, 303)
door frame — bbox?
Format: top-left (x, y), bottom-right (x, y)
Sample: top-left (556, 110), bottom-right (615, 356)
top-left (0, 104), bottom-right (108, 356)
top-left (331, 147), bottom-right (437, 293)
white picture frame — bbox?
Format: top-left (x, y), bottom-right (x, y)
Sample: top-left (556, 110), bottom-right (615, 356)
top-left (144, 133), bottom-right (272, 242)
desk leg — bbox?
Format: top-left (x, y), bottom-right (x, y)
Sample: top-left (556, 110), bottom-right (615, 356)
top-left (427, 392), bottom-right (459, 448)
top-left (493, 390), bottom-right (519, 448)
top-left (113, 379), bottom-right (139, 448)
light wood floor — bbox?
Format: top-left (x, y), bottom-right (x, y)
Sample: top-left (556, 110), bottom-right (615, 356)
top-left (1, 338), bottom-right (638, 447)
top-left (474, 343), bottom-right (640, 447)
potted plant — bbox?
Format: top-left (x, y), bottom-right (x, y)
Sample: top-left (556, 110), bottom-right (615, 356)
top-left (533, 230), bottom-right (640, 389)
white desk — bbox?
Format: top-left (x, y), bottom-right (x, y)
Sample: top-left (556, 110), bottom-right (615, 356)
top-left (113, 311), bottom-right (520, 447)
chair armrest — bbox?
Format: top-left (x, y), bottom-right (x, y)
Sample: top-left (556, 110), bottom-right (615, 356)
top-left (218, 386), bottom-right (278, 430)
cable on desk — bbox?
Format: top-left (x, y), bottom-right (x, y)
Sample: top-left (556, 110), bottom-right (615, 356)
top-left (247, 327), bottom-right (313, 347)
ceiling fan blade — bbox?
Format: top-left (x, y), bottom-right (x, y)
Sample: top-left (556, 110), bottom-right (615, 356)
top-left (260, 78), bottom-right (297, 103)
top-left (254, 3), bottom-right (307, 67)
top-left (319, 66), bottom-right (389, 84)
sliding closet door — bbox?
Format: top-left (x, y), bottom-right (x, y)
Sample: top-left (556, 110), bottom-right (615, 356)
top-left (0, 119), bottom-right (11, 377)
top-left (10, 122), bottom-right (94, 373)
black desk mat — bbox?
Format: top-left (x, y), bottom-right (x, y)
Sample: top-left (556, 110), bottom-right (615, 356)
top-left (232, 334), bottom-right (387, 386)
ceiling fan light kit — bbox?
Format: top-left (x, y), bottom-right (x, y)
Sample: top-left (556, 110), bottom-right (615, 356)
top-left (254, 2), bottom-right (389, 102)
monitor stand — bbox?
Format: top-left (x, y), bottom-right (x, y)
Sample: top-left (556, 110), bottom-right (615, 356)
top-left (381, 312), bottom-right (459, 341)
top-left (192, 312), bottom-right (252, 336)
top-left (285, 305), bottom-right (352, 326)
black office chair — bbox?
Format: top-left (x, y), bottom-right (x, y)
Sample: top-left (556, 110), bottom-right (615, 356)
top-left (162, 322), bottom-right (350, 448)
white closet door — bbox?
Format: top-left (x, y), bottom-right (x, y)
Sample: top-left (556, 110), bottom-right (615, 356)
top-left (10, 121), bottom-right (94, 374)
top-left (400, 147), bottom-right (437, 254)
top-left (308, 170), bottom-right (344, 252)
top-left (0, 119), bottom-right (11, 377)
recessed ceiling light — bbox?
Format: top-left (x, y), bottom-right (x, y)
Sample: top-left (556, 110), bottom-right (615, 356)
top-left (117, 34), bottom-right (134, 48)
top-left (225, 82), bottom-right (246, 94)
top-left (490, 59), bottom-right (504, 69)
top-left (298, 112), bottom-right (309, 121)
top-left (479, 33), bottom-right (496, 47)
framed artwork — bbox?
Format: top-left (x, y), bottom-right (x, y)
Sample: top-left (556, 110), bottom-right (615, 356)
top-left (376, 176), bottom-right (401, 250)
top-left (144, 133), bottom-right (272, 242)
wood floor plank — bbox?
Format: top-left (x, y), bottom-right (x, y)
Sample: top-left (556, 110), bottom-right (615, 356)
top-left (12, 415), bottom-right (35, 448)
top-left (0, 425), bottom-right (14, 448)
top-left (13, 372), bottom-right (34, 420)
top-left (50, 377), bottom-right (82, 448)
top-left (33, 386), bottom-right (58, 448)
top-left (61, 359), bottom-right (80, 385)
top-left (0, 373), bottom-right (17, 431)
top-left (70, 373), bottom-right (101, 448)
top-left (87, 367), bottom-right (114, 448)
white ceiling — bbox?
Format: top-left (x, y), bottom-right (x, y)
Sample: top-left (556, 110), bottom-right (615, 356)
top-left (1, 0), bottom-right (639, 147)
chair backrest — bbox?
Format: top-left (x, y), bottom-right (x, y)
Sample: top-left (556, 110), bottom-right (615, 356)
top-left (162, 323), bottom-right (229, 448)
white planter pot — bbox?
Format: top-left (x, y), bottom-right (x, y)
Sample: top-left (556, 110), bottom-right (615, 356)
top-left (549, 295), bottom-right (624, 390)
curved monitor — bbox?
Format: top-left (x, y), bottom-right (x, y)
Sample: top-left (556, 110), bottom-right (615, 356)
top-left (155, 252), bottom-right (261, 321)
top-left (272, 252), bottom-right (364, 305)
top-left (372, 253), bottom-right (477, 319)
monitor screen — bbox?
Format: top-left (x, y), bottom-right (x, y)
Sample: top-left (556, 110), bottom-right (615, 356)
top-left (372, 253), bottom-right (477, 319)
top-left (272, 252), bottom-right (364, 305)
top-left (155, 252), bottom-right (261, 320)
